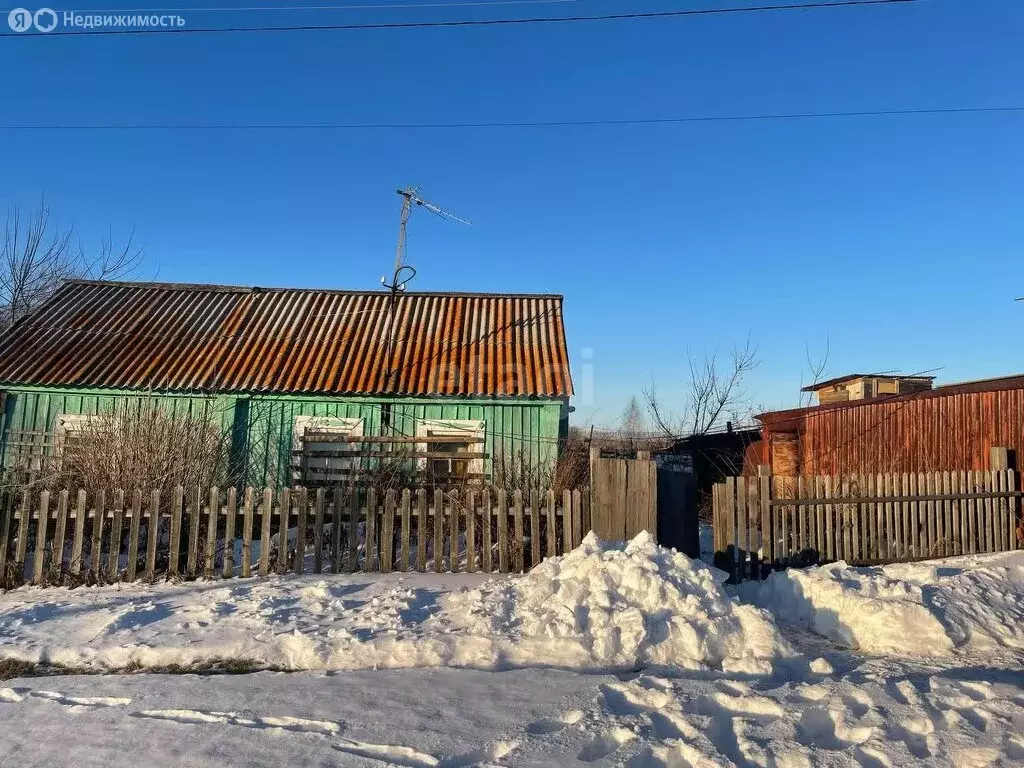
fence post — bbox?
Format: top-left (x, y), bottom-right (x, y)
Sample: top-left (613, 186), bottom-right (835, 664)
top-left (758, 465), bottom-right (772, 572)
top-left (991, 447), bottom-right (1016, 550)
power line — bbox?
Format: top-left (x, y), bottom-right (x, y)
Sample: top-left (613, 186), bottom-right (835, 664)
top-left (85, 1), bottom-right (584, 12)
top-left (4, 105), bottom-right (1021, 130)
top-left (0, 0), bottom-right (921, 38)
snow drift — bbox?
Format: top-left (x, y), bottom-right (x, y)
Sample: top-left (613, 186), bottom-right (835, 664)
top-left (740, 550), bottom-right (1024, 658)
top-left (433, 531), bottom-right (791, 672)
top-left (0, 532), bottom-right (791, 674)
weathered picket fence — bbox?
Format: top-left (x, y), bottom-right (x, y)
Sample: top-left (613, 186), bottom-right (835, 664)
top-left (0, 486), bottom-right (589, 586)
top-left (713, 450), bottom-right (1021, 582)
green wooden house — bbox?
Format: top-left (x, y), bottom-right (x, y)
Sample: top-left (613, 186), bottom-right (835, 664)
top-left (0, 280), bottom-right (572, 488)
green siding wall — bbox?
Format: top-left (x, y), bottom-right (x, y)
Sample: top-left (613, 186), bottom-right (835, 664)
top-left (0, 387), bottom-right (566, 486)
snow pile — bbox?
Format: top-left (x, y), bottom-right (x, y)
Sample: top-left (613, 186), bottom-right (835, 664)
top-left (741, 550), bottom-right (1024, 658)
top-left (435, 531), bottom-right (792, 672)
top-left (0, 533), bottom-right (792, 674)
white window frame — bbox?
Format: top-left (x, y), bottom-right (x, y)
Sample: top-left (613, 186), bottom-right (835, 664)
top-left (51, 413), bottom-right (104, 472)
top-left (415, 419), bottom-right (485, 478)
top-left (292, 416), bottom-right (364, 483)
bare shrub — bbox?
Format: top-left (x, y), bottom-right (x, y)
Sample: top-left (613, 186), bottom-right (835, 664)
top-left (51, 396), bottom-right (234, 496)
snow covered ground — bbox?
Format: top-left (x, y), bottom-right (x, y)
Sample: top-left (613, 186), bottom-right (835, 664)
top-left (1, 534), bottom-right (1022, 766)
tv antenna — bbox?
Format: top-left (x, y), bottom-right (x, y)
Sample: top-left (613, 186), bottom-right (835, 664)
top-left (381, 186), bottom-right (471, 398)
top-left (382, 186), bottom-right (471, 293)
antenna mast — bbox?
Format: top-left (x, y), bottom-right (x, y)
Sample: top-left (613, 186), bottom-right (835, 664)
top-left (382, 186), bottom-right (471, 397)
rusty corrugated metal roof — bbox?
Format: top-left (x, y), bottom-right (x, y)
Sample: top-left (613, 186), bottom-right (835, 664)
top-left (0, 280), bottom-right (573, 397)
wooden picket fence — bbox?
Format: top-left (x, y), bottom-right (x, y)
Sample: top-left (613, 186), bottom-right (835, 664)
top-left (713, 454), bottom-right (1021, 582)
top-left (0, 486), bottom-right (589, 587)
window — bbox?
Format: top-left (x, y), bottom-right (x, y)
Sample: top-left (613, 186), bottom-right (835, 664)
top-left (293, 416), bottom-right (364, 485)
top-left (415, 419), bottom-right (485, 480)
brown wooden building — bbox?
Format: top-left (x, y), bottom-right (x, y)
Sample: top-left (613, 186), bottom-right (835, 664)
top-left (755, 373), bottom-right (1024, 476)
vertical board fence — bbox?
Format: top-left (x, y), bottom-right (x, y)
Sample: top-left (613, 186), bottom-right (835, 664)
top-left (713, 450), bottom-right (1021, 582)
top-left (0, 485), bottom-right (589, 587)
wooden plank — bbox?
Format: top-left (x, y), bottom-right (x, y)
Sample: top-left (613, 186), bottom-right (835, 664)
top-left (497, 489), bottom-right (509, 573)
top-left (851, 479), bottom-right (860, 561)
top-left (1006, 468), bottom-right (1018, 551)
top-left (874, 474), bottom-right (884, 561)
top-left (734, 477), bottom-right (748, 581)
top-left (259, 488), bottom-right (273, 577)
top-left (915, 472), bottom-right (927, 559)
top-left (52, 490), bottom-right (70, 581)
top-left (295, 449), bottom-right (488, 459)
top-left (794, 475), bottom-right (802, 561)
top-left (205, 486), bottom-right (219, 578)
top-left (32, 490), bottom-right (50, 584)
top-left (760, 472), bottom-right (773, 567)
top-left (241, 487), bottom-right (255, 578)
top-left (883, 473), bottom-right (895, 560)
top-left (994, 468), bottom-right (1008, 552)
top-left (400, 489), bottom-right (412, 572)
top-left (223, 487), bottom-right (237, 578)
top-left (984, 471), bottom-right (996, 553)
top-left (561, 489), bottom-right (573, 554)
top-left (71, 489), bottom-right (87, 578)
top-left (294, 487), bottom-right (307, 575)
top-left (186, 487), bottom-right (201, 578)
top-left (108, 489), bottom-right (125, 581)
top-left (482, 490), bottom-right (494, 571)
top-left (466, 489), bottom-right (477, 572)
top-left (364, 488), bottom-right (378, 572)
top-left (330, 489), bottom-right (342, 574)
top-left (964, 471), bottom-right (976, 555)
top-left (747, 476), bottom-right (759, 579)
top-left (433, 489), bottom-right (444, 573)
top-left (277, 488), bottom-right (290, 575)
top-left (723, 476), bottom-right (737, 578)
top-left (16, 488), bottom-right (32, 576)
top-left (572, 489), bottom-right (583, 550)
top-left (0, 491), bottom-right (16, 580)
top-left (168, 487), bottom-right (183, 578)
top-left (126, 489), bottom-right (143, 581)
top-left (313, 488), bottom-right (325, 574)
top-left (146, 489), bottom-right (161, 582)
top-left (348, 488), bottom-right (361, 572)
top-left (529, 490), bottom-right (541, 569)
top-left (942, 471), bottom-right (954, 557)
top-left (298, 434), bottom-right (485, 445)
top-left (450, 492), bottom-right (460, 573)
top-left (545, 489), bottom-right (557, 561)
top-left (417, 489), bottom-right (428, 572)
top-left (513, 490), bottom-right (525, 573)
top-left (899, 473), bottom-right (910, 560)
top-left (961, 471), bottom-right (972, 556)
top-left (381, 489), bottom-right (395, 573)
top-left (952, 472), bottom-right (965, 556)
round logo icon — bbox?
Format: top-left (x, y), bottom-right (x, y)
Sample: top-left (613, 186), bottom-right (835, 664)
top-left (34, 8), bottom-right (58, 32)
top-left (7, 8), bottom-right (33, 32)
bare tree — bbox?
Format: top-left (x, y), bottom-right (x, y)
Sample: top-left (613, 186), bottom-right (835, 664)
top-left (618, 395), bottom-right (646, 452)
top-left (799, 334), bottom-right (831, 407)
top-left (643, 335), bottom-right (759, 438)
top-left (1, 199), bottom-right (143, 330)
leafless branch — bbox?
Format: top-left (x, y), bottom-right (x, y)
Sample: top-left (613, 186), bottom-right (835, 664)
top-left (0, 200), bottom-right (142, 330)
top-left (643, 335), bottom-right (759, 438)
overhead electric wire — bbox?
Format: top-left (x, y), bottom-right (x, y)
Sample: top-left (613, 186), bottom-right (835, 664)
top-left (0, 0), bottom-right (921, 38)
top-left (5, 105), bottom-right (1021, 131)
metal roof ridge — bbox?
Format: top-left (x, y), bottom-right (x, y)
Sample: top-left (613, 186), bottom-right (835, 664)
top-left (63, 279), bottom-right (564, 300)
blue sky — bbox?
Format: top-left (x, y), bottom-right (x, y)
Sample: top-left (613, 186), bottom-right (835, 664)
top-left (2, 0), bottom-right (1022, 427)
